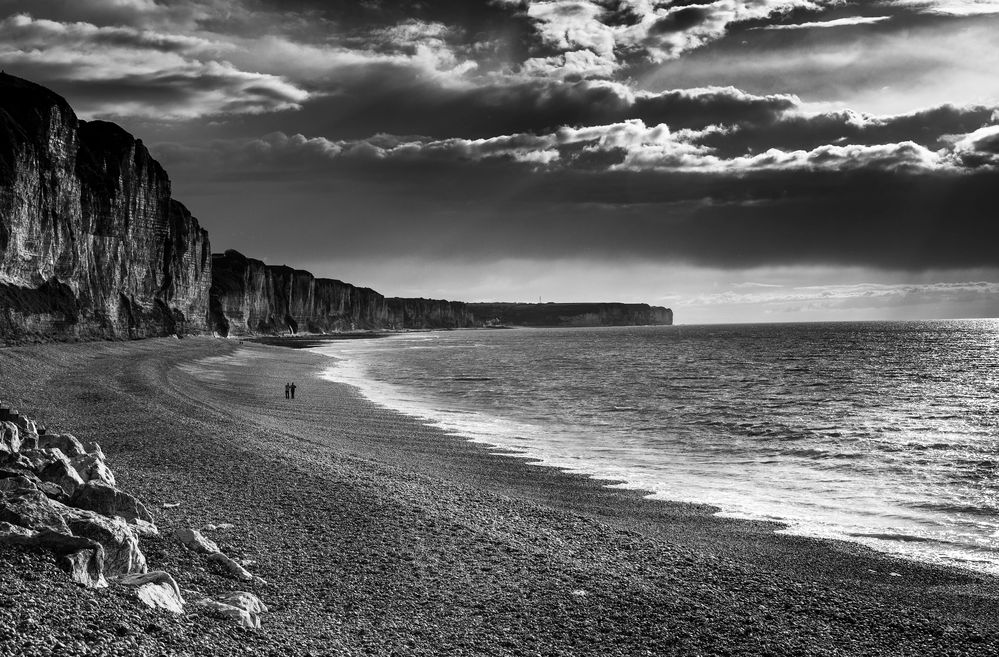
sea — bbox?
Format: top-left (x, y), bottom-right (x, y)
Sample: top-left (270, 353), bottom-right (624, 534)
top-left (315, 320), bottom-right (999, 575)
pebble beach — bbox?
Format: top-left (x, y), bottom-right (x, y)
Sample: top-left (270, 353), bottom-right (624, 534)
top-left (2, 337), bottom-right (999, 656)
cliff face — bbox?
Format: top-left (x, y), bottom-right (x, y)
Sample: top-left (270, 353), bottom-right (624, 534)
top-left (210, 252), bottom-right (672, 335)
top-left (467, 303), bottom-right (673, 327)
top-left (2, 74), bottom-right (675, 342)
top-left (210, 251), bottom-right (481, 335)
top-left (0, 74), bottom-right (211, 342)
top-left (385, 297), bottom-right (475, 329)
top-left (210, 250), bottom-right (388, 336)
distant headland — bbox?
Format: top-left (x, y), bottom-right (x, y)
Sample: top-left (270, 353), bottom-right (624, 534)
top-left (0, 73), bottom-right (671, 344)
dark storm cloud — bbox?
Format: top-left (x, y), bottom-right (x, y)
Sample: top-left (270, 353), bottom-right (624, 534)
top-left (0, 13), bottom-right (307, 118)
top-left (154, 115), bottom-right (999, 272)
top-left (648, 7), bottom-right (713, 34)
top-left (7, 0), bottom-right (999, 290)
top-left (168, 158), bottom-right (999, 271)
top-left (640, 7), bottom-right (999, 112)
top-left (694, 104), bottom-right (999, 157)
top-left (203, 78), bottom-right (797, 142)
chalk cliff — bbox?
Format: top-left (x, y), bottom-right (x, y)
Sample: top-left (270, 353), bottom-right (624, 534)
top-left (0, 73), bottom-right (211, 342)
top-left (385, 298), bottom-right (475, 330)
top-left (209, 250), bottom-right (387, 336)
top-left (467, 303), bottom-right (672, 327)
top-left (1, 74), bottom-right (674, 342)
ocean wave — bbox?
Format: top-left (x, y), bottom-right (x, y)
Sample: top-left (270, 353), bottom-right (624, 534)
top-left (847, 532), bottom-right (940, 544)
top-left (309, 322), bottom-right (999, 576)
top-left (910, 502), bottom-right (999, 517)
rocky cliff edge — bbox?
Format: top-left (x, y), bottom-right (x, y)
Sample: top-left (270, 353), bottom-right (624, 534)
top-left (0, 73), bottom-right (211, 342)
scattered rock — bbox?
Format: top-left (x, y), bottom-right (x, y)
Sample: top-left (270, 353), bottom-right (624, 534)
top-left (82, 441), bottom-right (106, 460)
top-left (60, 548), bottom-right (109, 588)
top-left (0, 467), bottom-right (39, 483)
top-left (70, 480), bottom-right (154, 524)
top-left (162, 502), bottom-right (180, 509)
top-left (16, 448), bottom-right (62, 473)
top-left (0, 475), bottom-right (71, 533)
top-left (144, 622), bottom-right (166, 635)
top-left (70, 452), bottom-right (116, 487)
top-left (39, 451), bottom-right (86, 496)
top-left (195, 598), bottom-right (261, 630)
top-left (35, 481), bottom-right (69, 502)
top-left (12, 415), bottom-right (37, 438)
top-left (207, 552), bottom-right (265, 584)
top-left (131, 517), bottom-right (160, 538)
top-left (0, 409), bottom-right (268, 631)
top-left (175, 527), bottom-right (220, 554)
top-left (119, 571), bottom-right (185, 614)
top-left (0, 422), bottom-right (21, 453)
top-left (61, 506), bottom-right (147, 576)
top-left (1, 521), bottom-right (109, 589)
top-left (219, 590), bottom-right (268, 616)
top-left (203, 523), bottom-right (235, 531)
top-left (0, 519), bottom-right (36, 542)
top-left (37, 433), bottom-right (86, 458)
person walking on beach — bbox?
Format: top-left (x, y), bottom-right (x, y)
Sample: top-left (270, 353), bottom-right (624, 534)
top-left (290, 382), bottom-right (297, 399)
top-left (284, 383), bottom-right (290, 399)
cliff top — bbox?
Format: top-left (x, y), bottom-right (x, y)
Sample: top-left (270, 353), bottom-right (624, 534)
top-left (468, 302), bottom-right (671, 311)
top-left (211, 250), bottom-right (380, 295)
top-left (76, 119), bottom-right (171, 195)
top-left (0, 72), bottom-right (78, 176)
top-left (0, 72), bottom-right (76, 126)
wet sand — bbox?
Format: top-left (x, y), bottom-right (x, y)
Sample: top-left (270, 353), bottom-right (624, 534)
top-left (1, 337), bottom-right (998, 656)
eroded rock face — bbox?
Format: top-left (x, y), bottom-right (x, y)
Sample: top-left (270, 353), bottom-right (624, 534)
top-left (385, 297), bottom-right (474, 330)
top-left (0, 73), bottom-right (211, 343)
top-left (209, 250), bottom-right (389, 335)
top-left (209, 250), bottom-right (480, 335)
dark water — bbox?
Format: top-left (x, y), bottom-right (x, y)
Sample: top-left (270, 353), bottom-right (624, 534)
top-left (316, 321), bottom-right (999, 574)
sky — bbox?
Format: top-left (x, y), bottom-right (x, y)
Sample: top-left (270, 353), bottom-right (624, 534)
top-left (2, 0), bottom-right (998, 323)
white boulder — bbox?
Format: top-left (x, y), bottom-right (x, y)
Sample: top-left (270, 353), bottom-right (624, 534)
top-left (120, 571), bottom-right (185, 614)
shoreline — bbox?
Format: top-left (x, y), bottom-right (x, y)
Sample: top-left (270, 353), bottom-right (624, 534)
top-left (2, 338), bottom-right (999, 655)
top-left (312, 331), bottom-right (999, 580)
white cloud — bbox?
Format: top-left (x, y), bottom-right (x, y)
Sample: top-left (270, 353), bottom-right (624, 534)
top-left (0, 14), bottom-right (308, 118)
top-left (894, 0), bottom-right (999, 16)
top-left (761, 16), bottom-right (893, 29)
top-left (686, 280), bottom-right (999, 310)
top-left (515, 0), bottom-right (830, 77)
top-left (522, 49), bottom-right (618, 79)
top-left (167, 115), bottom-right (999, 175)
top-left (949, 124), bottom-right (999, 165)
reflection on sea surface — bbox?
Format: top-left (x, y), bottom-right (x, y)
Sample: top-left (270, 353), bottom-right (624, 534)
top-left (317, 320), bottom-right (999, 574)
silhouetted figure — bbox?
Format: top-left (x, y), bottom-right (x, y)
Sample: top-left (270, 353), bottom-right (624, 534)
top-left (290, 382), bottom-right (297, 399)
top-left (284, 383), bottom-right (290, 399)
